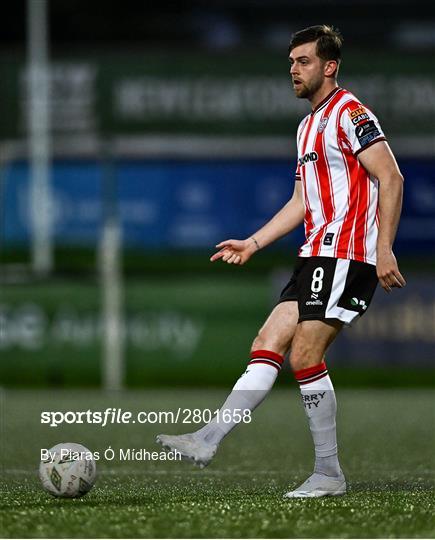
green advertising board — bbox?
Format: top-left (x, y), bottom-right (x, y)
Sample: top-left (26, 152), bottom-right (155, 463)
top-left (1, 50), bottom-right (434, 140)
top-left (1, 274), bottom-right (434, 388)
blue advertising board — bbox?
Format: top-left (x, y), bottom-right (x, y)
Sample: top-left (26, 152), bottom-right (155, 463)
top-left (2, 159), bottom-right (435, 254)
top-left (328, 276), bottom-right (435, 367)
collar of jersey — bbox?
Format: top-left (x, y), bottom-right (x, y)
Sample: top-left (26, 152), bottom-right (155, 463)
top-left (311, 87), bottom-right (342, 115)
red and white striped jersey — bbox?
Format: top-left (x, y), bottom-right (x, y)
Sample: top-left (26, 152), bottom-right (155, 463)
top-left (295, 87), bottom-right (386, 265)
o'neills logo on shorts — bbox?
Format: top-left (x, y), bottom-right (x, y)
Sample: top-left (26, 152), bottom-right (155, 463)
top-left (305, 299), bottom-right (323, 306)
top-left (299, 151), bottom-right (318, 167)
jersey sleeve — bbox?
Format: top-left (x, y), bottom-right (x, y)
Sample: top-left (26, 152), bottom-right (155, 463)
top-left (294, 117), bottom-right (308, 181)
top-left (339, 102), bottom-right (386, 157)
top-left (295, 161), bottom-right (301, 181)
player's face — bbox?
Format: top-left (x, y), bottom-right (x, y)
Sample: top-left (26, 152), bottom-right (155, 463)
top-left (289, 42), bottom-right (326, 100)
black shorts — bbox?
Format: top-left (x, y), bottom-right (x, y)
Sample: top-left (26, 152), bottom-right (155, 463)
top-left (278, 256), bottom-right (378, 325)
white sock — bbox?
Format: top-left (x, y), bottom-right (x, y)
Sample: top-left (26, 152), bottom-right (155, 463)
top-left (294, 361), bottom-right (341, 477)
top-left (195, 350), bottom-right (284, 446)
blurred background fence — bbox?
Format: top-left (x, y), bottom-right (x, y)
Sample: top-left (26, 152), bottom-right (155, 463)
top-left (1, 0), bottom-right (434, 388)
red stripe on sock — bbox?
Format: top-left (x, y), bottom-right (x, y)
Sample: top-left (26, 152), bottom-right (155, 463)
top-left (249, 359), bottom-right (281, 371)
top-left (298, 372), bottom-right (328, 385)
top-left (250, 349), bottom-right (284, 365)
top-left (294, 361), bottom-right (327, 381)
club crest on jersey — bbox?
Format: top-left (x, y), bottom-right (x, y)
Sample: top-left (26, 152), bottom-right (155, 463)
top-left (318, 117), bottom-right (328, 133)
top-left (298, 151), bottom-right (318, 167)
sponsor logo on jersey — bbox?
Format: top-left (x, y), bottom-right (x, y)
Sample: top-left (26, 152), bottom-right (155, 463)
top-left (298, 151), bottom-right (318, 167)
top-left (349, 106), bottom-right (366, 119)
top-left (355, 120), bottom-right (381, 147)
top-left (351, 112), bottom-right (370, 125)
top-left (318, 117), bottom-right (328, 133)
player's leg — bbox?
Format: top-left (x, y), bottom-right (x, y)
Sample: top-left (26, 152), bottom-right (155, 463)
top-left (284, 319), bottom-right (346, 497)
top-left (284, 257), bottom-right (378, 498)
top-left (157, 300), bottom-right (298, 467)
top-left (194, 301), bottom-right (299, 441)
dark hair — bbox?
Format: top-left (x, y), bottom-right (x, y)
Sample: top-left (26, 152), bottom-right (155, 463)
top-left (289, 25), bottom-right (343, 62)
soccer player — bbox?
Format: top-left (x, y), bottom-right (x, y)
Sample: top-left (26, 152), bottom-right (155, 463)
top-left (157, 25), bottom-right (405, 497)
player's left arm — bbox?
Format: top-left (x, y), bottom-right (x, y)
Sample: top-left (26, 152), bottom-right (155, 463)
top-left (357, 141), bottom-right (406, 293)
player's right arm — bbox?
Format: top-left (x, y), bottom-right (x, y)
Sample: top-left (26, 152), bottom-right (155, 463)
top-left (211, 181), bottom-right (304, 265)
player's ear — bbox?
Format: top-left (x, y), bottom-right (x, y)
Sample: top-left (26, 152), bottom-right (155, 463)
top-left (324, 60), bottom-right (338, 78)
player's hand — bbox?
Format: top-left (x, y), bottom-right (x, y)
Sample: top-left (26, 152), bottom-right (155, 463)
top-left (376, 248), bottom-right (406, 293)
top-left (210, 238), bottom-right (259, 265)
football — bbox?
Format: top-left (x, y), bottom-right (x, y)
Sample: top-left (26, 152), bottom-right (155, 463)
top-left (39, 442), bottom-right (97, 498)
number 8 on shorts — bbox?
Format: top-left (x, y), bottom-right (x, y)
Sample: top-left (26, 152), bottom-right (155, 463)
top-left (278, 256), bottom-right (378, 325)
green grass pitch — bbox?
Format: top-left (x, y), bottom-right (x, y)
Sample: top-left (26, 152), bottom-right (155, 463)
top-left (1, 388), bottom-right (434, 538)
